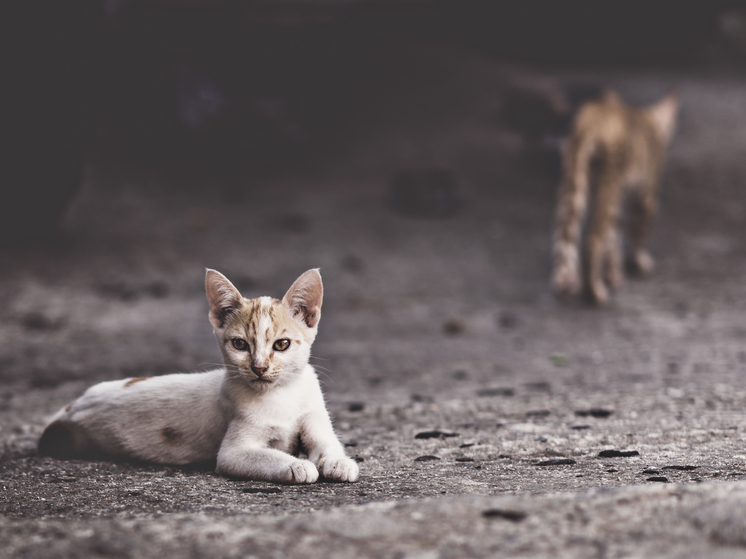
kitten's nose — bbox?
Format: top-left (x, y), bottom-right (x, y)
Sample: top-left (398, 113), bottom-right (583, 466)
top-left (251, 365), bottom-right (268, 377)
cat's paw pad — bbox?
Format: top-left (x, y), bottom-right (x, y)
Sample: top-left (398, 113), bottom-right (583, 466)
top-left (287, 460), bottom-right (319, 484)
top-left (319, 457), bottom-right (359, 483)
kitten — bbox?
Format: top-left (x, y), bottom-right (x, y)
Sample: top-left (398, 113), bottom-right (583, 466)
top-left (551, 90), bottom-right (679, 304)
top-left (38, 269), bottom-right (359, 484)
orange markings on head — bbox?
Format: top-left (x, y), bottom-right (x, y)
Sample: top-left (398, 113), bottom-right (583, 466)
top-left (124, 377), bottom-right (152, 388)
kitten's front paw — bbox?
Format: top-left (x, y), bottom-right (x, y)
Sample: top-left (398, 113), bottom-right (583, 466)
top-left (552, 268), bottom-right (581, 298)
top-left (287, 460), bottom-right (319, 484)
top-left (630, 250), bottom-right (655, 276)
top-left (319, 457), bottom-right (359, 483)
top-left (588, 281), bottom-right (609, 306)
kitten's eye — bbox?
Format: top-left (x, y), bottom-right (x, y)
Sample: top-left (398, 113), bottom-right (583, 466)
top-left (231, 338), bottom-right (249, 351)
top-left (273, 339), bottom-right (290, 352)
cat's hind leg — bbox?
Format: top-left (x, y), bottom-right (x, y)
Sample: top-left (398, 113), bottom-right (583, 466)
top-left (552, 177), bottom-right (589, 298)
top-left (585, 172), bottom-right (623, 305)
top-left (603, 226), bottom-right (625, 291)
top-left (626, 186), bottom-right (658, 275)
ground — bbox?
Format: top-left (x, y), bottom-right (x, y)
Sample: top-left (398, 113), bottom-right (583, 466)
top-left (1, 43), bottom-right (746, 558)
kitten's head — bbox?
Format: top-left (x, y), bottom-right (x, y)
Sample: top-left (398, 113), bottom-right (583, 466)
top-left (205, 268), bottom-right (323, 391)
top-left (647, 91), bottom-right (679, 145)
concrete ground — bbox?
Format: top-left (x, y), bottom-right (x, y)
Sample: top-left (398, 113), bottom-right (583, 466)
top-left (1, 43), bottom-right (746, 558)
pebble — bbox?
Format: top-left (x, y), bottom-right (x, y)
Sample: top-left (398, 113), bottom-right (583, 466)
top-left (347, 403), bottom-right (365, 412)
top-left (497, 312), bottom-right (519, 329)
top-left (647, 476), bottom-right (670, 483)
top-left (476, 388), bottom-right (515, 397)
top-left (575, 409), bottom-right (613, 418)
top-left (414, 455), bottom-right (441, 462)
top-left (571, 425), bottom-right (592, 430)
top-left (415, 430), bottom-right (459, 440)
top-left (535, 459), bottom-right (576, 466)
top-left (482, 509), bottom-right (527, 522)
top-left (662, 465), bottom-right (698, 471)
top-left (243, 487), bottom-right (282, 494)
top-left (442, 318), bottom-right (466, 336)
top-left (598, 450), bottom-right (639, 458)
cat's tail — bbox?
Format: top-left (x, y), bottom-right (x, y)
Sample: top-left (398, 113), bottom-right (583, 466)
top-left (551, 120), bottom-right (598, 298)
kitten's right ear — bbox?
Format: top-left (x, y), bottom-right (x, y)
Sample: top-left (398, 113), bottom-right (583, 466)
top-left (205, 269), bottom-right (243, 329)
top-left (649, 91), bottom-right (679, 143)
top-left (282, 269), bottom-right (323, 330)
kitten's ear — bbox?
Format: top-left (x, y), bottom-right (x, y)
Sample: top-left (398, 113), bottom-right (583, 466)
top-left (205, 269), bottom-right (243, 329)
top-left (282, 269), bottom-right (323, 329)
top-left (648, 91), bottom-right (679, 143)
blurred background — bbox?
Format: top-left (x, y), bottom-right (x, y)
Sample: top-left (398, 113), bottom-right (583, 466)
top-left (1, 0), bottom-right (746, 400)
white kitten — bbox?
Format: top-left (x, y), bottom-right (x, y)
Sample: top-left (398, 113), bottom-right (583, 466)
top-left (38, 269), bottom-right (359, 484)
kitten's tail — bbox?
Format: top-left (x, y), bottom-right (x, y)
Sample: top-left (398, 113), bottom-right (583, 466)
top-left (551, 121), bottom-right (598, 297)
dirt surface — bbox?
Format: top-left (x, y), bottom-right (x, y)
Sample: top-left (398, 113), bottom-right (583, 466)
top-left (1, 44), bottom-right (746, 557)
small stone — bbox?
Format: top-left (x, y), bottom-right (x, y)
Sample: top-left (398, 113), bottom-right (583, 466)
top-left (525, 381), bottom-right (551, 392)
top-left (455, 457), bottom-right (474, 462)
top-left (344, 441), bottom-right (358, 447)
top-left (497, 311), bottom-right (519, 329)
top-left (482, 509), bottom-right (527, 522)
top-left (598, 450), bottom-right (639, 458)
top-left (347, 402), bottom-right (365, 412)
top-left (662, 465), bottom-right (698, 471)
top-left (415, 430), bottom-right (459, 440)
top-left (526, 410), bottom-right (551, 418)
top-left (443, 318), bottom-right (466, 336)
top-left (647, 476), bottom-right (669, 483)
top-left (643, 469), bottom-right (661, 474)
top-left (476, 387), bottom-right (515, 397)
top-left (606, 468), bottom-right (619, 473)
top-left (460, 443), bottom-right (475, 448)
top-left (571, 425), bottom-right (592, 430)
top-left (575, 408), bottom-right (613, 418)
top-left (353, 456), bottom-right (365, 463)
top-left (535, 459), bottom-right (576, 466)
top-left (411, 394), bottom-right (434, 403)
top-left (414, 455), bottom-right (441, 462)
top-left (243, 487), bottom-right (282, 494)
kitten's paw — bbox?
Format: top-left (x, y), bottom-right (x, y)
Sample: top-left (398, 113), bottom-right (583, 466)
top-left (552, 267), bottom-right (582, 298)
top-left (552, 245), bottom-right (581, 298)
top-left (588, 281), bottom-right (609, 306)
top-left (319, 457), bottom-right (359, 483)
top-left (605, 263), bottom-right (624, 290)
top-left (630, 250), bottom-right (655, 276)
top-left (287, 460), bottom-right (319, 484)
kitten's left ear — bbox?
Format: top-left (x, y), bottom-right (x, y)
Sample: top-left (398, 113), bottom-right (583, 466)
top-left (648, 91), bottom-right (679, 143)
top-left (282, 269), bottom-right (323, 329)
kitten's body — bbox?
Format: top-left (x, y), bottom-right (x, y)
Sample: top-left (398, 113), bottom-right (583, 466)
top-left (39, 270), bottom-right (358, 484)
top-left (552, 90), bottom-right (678, 304)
